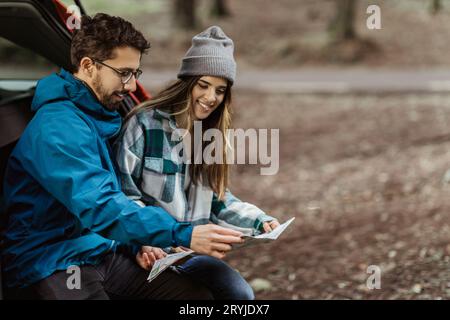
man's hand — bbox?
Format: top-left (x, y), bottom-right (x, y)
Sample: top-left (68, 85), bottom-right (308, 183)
top-left (262, 220), bottom-right (280, 233)
top-left (190, 224), bottom-right (244, 259)
top-left (172, 246), bottom-right (191, 253)
top-left (136, 246), bottom-right (167, 271)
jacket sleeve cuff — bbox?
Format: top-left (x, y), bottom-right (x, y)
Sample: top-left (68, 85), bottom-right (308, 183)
top-left (116, 242), bottom-right (141, 258)
top-left (172, 222), bottom-right (193, 248)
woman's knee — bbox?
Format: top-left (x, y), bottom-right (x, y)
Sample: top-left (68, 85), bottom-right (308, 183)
top-left (176, 255), bottom-right (255, 299)
top-left (187, 255), bottom-right (255, 300)
top-left (226, 275), bottom-right (254, 300)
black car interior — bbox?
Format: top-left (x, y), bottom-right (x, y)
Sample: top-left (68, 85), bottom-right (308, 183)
top-left (0, 0), bottom-right (75, 299)
top-left (0, 0), bottom-right (143, 298)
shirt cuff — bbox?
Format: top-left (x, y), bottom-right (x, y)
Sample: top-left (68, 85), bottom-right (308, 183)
top-left (254, 214), bottom-right (277, 232)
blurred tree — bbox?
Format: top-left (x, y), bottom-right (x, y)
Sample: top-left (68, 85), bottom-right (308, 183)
top-left (210, 0), bottom-right (231, 18)
top-left (173, 0), bottom-right (197, 30)
top-left (328, 0), bottom-right (357, 42)
top-left (430, 0), bottom-right (442, 14)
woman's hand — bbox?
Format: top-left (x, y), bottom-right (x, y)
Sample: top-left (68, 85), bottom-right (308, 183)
top-left (262, 220), bottom-right (280, 233)
top-left (136, 246), bottom-right (167, 270)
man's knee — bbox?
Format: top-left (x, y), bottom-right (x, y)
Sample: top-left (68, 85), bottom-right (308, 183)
top-left (153, 269), bottom-right (214, 300)
top-left (174, 273), bottom-right (214, 300)
top-left (186, 283), bottom-right (214, 300)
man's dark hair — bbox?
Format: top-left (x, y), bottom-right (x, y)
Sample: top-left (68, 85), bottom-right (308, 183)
top-left (70, 13), bottom-right (150, 72)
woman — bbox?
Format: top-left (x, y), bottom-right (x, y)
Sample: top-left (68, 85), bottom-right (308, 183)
top-left (114, 26), bottom-right (279, 300)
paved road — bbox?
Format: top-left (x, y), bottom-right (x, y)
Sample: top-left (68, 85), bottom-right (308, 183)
top-left (140, 68), bottom-right (450, 94)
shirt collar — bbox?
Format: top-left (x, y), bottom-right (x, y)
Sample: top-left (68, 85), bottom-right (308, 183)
top-left (153, 108), bottom-right (178, 130)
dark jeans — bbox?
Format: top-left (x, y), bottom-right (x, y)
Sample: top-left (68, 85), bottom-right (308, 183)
top-left (175, 255), bottom-right (254, 300)
top-left (4, 252), bottom-right (213, 300)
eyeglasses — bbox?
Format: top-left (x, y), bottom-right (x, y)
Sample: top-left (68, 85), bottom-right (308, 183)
top-left (91, 58), bottom-right (143, 84)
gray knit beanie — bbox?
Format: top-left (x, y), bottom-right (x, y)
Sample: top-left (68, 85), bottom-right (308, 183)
top-left (177, 26), bottom-right (236, 84)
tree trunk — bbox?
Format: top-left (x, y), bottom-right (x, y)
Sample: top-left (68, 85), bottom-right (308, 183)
top-left (173, 0), bottom-right (197, 30)
top-left (431, 0), bottom-right (442, 14)
top-left (210, 0), bottom-right (231, 18)
top-left (329, 0), bottom-right (357, 42)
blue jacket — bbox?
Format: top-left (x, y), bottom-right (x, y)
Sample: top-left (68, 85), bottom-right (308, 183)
top-left (1, 69), bottom-right (193, 288)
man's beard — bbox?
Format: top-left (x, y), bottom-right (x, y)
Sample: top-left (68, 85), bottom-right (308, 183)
top-left (92, 75), bottom-right (124, 111)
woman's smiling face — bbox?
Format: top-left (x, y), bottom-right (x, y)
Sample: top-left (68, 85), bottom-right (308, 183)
top-left (191, 76), bottom-right (228, 120)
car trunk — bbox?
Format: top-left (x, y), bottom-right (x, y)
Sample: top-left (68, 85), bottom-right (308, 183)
top-left (0, 0), bottom-right (151, 299)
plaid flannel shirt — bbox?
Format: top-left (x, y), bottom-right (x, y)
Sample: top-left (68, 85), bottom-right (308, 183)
top-left (113, 108), bottom-right (275, 236)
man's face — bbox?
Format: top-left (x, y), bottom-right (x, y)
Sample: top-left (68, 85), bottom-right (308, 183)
top-left (91, 46), bottom-right (141, 111)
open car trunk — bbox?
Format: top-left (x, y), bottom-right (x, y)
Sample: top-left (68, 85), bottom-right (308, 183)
top-left (0, 0), bottom-right (151, 299)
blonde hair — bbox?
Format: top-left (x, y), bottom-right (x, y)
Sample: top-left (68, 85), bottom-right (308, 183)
top-left (126, 76), bottom-right (233, 200)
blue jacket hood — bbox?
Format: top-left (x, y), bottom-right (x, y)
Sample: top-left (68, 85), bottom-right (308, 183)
top-left (31, 68), bottom-right (121, 139)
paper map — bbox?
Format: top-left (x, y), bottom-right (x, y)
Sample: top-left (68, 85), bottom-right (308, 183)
top-left (234, 217), bottom-right (296, 248)
top-left (147, 250), bottom-right (193, 283)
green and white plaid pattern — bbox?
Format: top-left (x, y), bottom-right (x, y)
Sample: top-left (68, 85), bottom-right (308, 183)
top-left (113, 108), bottom-right (274, 235)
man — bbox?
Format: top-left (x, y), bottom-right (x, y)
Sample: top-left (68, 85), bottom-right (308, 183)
top-left (1, 13), bottom-right (243, 300)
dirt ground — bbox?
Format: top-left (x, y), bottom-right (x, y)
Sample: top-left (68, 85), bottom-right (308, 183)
top-left (71, 0), bottom-right (450, 300)
top-left (8, 0), bottom-right (450, 301)
top-left (222, 91), bottom-right (450, 299)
